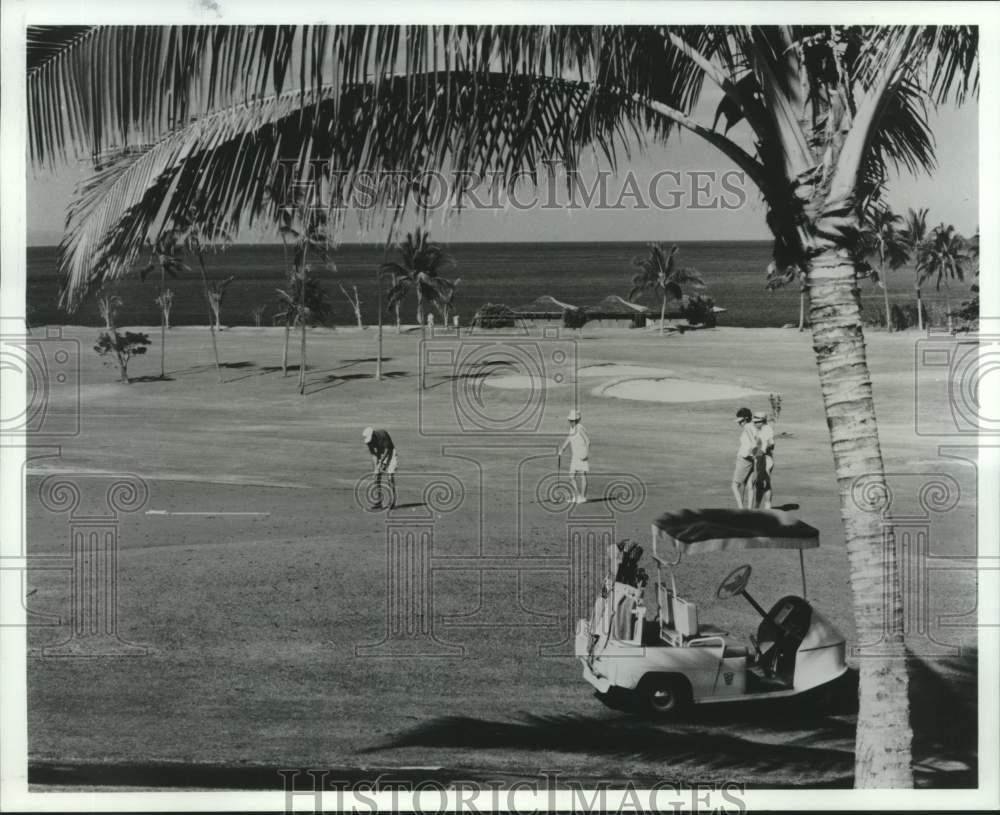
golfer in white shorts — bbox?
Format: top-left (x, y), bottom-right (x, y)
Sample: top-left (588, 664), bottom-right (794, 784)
top-left (752, 411), bottom-right (774, 509)
top-left (558, 409), bottom-right (590, 504)
top-left (731, 406), bottom-right (759, 508)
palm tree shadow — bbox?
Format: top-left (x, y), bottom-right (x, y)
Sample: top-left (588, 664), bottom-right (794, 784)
top-left (425, 361), bottom-right (515, 391)
top-left (306, 371), bottom-right (407, 394)
top-left (909, 648), bottom-right (977, 787)
top-left (361, 711), bottom-right (855, 786)
top-left (260, 364), bottom-right (303, 373)
top-left (129, 375), bottom-right (175, 383)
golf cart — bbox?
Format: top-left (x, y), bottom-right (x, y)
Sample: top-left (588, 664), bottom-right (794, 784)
top-left (574, 509), bottom-right (848, 717)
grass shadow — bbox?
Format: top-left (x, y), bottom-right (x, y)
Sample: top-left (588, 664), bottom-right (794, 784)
top-left (360, 711), bottom-right (854, 785)
top-left (306, 371), bottom-right (408, 394)
top-left (129, 375), bottom-right (175, 383)
top-left (909, 648), bottom-right (977, 787)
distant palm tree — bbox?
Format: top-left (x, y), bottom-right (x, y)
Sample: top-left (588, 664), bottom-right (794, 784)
top-left (96, 291), bottom-right (123, 331)
top-left (863, 208), bottom-right (910, 332)
top-left (207, 276), bottom-right (236, 331)
top-left (140, 233), bottom-right (185, 378)
top-left (382, 228), bottom-right (457, 329)
top-left (279, 207), bottom-right (336, 394)
top-left (629, 243), bottom-right (704, 334)
top-left (901, 208), bottom-right (930, 330)
top-left (917, 224), bottom-right (971, 332)
top-left (274, 270), bottom-right (333, 384)
top-left (765, 262), bottom-right (807, 331)
top-left (436, 277), bottom-right (461, 327)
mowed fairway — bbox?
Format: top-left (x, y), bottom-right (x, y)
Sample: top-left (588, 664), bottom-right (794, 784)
top-left (25, 324), bottom-right (978, 788)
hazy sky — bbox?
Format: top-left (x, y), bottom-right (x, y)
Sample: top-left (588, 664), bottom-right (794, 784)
top-left (27, 91), bottom-right (979, 246)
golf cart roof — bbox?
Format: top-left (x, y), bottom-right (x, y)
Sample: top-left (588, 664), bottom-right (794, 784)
top-left (652, 509), bottom-right (820, 554)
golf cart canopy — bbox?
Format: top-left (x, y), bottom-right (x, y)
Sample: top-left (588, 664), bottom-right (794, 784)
top-left (652, 509), bottom-right (819, 557)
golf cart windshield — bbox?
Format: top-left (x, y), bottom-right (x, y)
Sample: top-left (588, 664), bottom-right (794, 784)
top-left (652, 509), bottom-right (819, 559)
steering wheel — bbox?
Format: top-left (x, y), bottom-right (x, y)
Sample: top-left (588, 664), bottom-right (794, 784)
top-left (716, 564), bottom-right (752, 599)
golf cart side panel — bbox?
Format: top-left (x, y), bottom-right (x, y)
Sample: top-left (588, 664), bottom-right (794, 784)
top-left (793, 607), bottom-right (848, 691)
top-left (589, 637), bottom-right (745, 700)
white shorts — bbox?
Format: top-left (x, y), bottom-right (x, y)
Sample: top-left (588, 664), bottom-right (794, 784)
top-left (570, 458), bottom-right (589, 473)
top-left (378, 453), bottom-right (398, 475)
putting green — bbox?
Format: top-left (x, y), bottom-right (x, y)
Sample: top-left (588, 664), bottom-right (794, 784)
top-left (593, 377), bottom-right (766, 403)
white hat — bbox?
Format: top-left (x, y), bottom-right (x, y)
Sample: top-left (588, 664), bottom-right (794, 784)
top-left (567, 409), bottom-right (581, 421)
top-left (752, 411), bottom-right (766, 421)
top-left (362, 427), bottom-right (374, 442)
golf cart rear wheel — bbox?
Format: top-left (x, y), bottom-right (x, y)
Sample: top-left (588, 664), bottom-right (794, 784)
top-left (638, 675), bottom-right (691, 718)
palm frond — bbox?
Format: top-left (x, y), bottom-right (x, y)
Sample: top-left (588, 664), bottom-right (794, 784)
top-left (56, 67), bottom-right (640, 309)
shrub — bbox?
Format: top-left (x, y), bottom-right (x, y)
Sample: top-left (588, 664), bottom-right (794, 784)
top-left (472, 303), bottom-right (516, 328)
top-left (562, 307), bottom-right (588, 329)
top-left (681, 294), bottom-right (717, 327)
top-left (889, 302), bottom-right (930, 331)
top-left (950, 290), bottom-right (979, 332)
top-left (94, 330), bottom-right (151, 383)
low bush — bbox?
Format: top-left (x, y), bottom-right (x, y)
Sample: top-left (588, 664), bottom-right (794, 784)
top-left (562, 307), bottom-right (589, 329)
top-left (681, 294), bottom-right (717, 327)
top-left (94, 330), bottom-right (151, 383)
top-left (472, 303), bottom-right (516, 329)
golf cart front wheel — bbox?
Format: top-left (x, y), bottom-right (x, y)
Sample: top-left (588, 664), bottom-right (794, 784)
top-left (638, 675), bottom-right (691, 718)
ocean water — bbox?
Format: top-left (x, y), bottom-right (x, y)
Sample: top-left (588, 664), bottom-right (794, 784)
top-left (25, 241), bottom-right (950, 329)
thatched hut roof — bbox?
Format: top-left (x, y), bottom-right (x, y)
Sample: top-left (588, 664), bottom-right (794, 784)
top-left (514, 295), bottom-right (579, 316)
top-left (585, 295), bottom-right (651, 315)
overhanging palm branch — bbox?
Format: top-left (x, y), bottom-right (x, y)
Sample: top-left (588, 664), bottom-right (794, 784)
top-left (41, 26), bottom-right (974, 314)
top-left (55, 70), bottom-right (631, 310)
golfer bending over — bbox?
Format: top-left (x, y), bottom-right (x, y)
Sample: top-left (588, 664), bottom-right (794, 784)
top-left (731, 407), bottom-right (760, 509)
top-left (363, 426), bottom-right (397, 510)
top-left (559, 409), bottom-right (590, 504)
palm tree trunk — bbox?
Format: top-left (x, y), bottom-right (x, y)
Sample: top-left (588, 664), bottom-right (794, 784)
top-left (944, 278), bottom-right (953, 333)
top-left (417, 290), bottom-right (425, 329)
top-left (159, 266), bottom-right (166, 378)
top-left (298, 249), bottom-right (309, 395)
top-left (916, 287), bottom-right (924, 332)
top-left (282, 322), bottom-right (291, 376)
top-left (659, 295), bottom-right (666, 335)
top-left (799, 287), bottom-right (806, 331)
top-left (376, 271), bottom-right (383, 382)
top-left (807, 246), bottom-right (912, 789)
top-left (881, 261), bottom-right (892, 333)
top-left (395, 302), bottom-right (401, 333)
top-left (196, 251), bottom-right (223, 383)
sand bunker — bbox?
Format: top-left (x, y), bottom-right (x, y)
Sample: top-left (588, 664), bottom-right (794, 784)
top-left (483, 374), bottom-right (567, 389)
top-left (577, 364), bottom-right (675, 378)
top-left (594, 377), bottom-right (764, 403)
